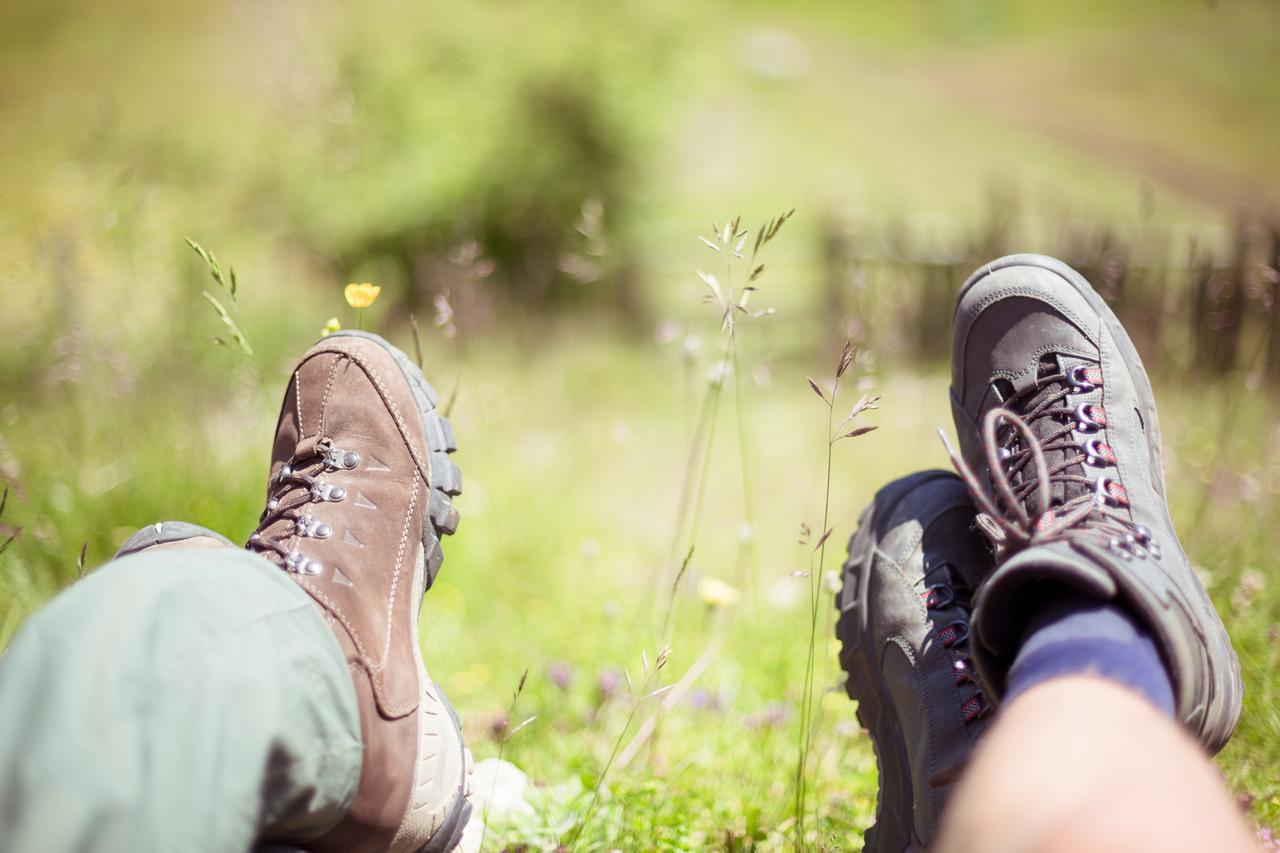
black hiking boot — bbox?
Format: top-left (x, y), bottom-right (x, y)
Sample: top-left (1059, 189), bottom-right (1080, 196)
top-left (836, 471), bottom-right (997, 851)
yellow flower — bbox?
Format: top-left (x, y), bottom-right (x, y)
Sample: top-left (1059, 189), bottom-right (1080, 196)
top-left (344, 282), bottom-right (381, 309)
top-left (320, 317), bottom-right (341, 337)
top-left (698, 576), bottom-right (740, 609)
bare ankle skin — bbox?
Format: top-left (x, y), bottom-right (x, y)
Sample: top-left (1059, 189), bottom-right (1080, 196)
top-left (937, 675), bottom-right (1257, 853)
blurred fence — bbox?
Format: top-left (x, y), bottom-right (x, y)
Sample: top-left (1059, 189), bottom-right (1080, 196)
top-left (812, 211), bottom-right (1280, 383)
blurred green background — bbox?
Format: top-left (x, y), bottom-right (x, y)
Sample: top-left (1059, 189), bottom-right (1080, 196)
top-left (2, 0), bottom-right (1279, 848)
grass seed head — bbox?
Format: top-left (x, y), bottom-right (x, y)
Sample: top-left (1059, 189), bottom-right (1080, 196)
top-left (837, 341), bottom-right (856, 378)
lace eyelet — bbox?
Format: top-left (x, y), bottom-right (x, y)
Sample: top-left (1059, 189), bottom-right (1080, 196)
top-left (313, 482), bottom-right (346, 502)
top-left (922, 584), bottom-right (955, 610)
top-left (1074, 402), bottom-right (1106, 432)
top-left (939, 621), bottom-right (970, 648)
top-left (1094, 476), bottom-right (1128, 508)
top-left (324, 444), bottom-right (361, 471)
top-left (295, 515), bottom-right (332, 539)
top-left (960, 692), bottom-right (990, 724)
top-left (1068, 365), bottom-right (1102, 392)
top-left (1083, 438), bottom-right (1117, 467)
top-left (953, 656), bottom-right (976, 686)
top-left (284, 550), bottom-right (322, 575)
top-left (1108, 535), bottom-right (1137, 560)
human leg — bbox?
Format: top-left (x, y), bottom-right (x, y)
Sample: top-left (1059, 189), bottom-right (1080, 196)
top-left (938, 253), bottom-right (1248, 849)
top-left (244, 331), bottom-right (471, 852)
top-left (1003, 584), bottom-right (1174, 715)
top-left (1, 328), bottom-right (474, 853)
top-left (937, 675), bottom-right (1254, 853)
top-left (0, 547), bottom-right (363, 853)
top-left (835, 253), bottom-right (1252, 852)
top-left (947, 253), bottom-right (1242, 748)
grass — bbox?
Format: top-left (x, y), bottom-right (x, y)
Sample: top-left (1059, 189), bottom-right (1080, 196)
top-left (2, 310), bottom-right (1278, 846)
top-left (2, 0), bottom-right (1279, 847)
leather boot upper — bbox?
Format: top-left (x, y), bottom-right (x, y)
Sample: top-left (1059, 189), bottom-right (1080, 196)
top-left (837, 471), bottom-right (996, 850)
top-left (948, 253), bottom-right (1243, 754)
top-left (249, 333), bottom-right (468, 852)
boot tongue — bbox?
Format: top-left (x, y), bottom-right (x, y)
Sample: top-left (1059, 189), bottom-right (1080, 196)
top-left (1009, 354), bottom-right (1089, 517)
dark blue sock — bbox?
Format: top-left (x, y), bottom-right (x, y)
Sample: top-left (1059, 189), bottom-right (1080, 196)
top-left (1004, 586), bottom-right (1175, 717)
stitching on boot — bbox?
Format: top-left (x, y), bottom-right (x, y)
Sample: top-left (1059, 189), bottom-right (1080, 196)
top-left (353, 356), bottom-right (424, 475)
top-left (988, 343), bottom-right (1096, 386)
top-left (293, 340), bottom-right (432, 718)
top-left (298, 581), bottom-right (372, 661)
top-left (298, 566), bottom-right (419, 717)
top-left (958, 283), bottom-right (1096, 381)
top-left (378, 476), bottom-right (419, 672)
top-left (966, 284), bottom-right (1094, 336)
top-left (308, 342), bottom-right (431, 484)
top-left (325, 342), bottom-right (424, 468)
top-left (307, 478), bottom-right (422, 720)
top-left (293, 371), bottom-right (304, 433)
top-left (318, 355), bottom-right (346, 437)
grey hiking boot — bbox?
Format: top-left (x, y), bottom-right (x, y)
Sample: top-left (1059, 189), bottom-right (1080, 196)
top-left (948, 253), bottom-right (1243, 753)
top-left (248, 330), bottom-right (472, 853)
top-left (114, 521), bottom-right (236, 558)
top-left (836, 470), bottom-right (996, 852)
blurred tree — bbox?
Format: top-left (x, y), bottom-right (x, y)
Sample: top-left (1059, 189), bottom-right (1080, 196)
top-left (263, 0), bottom-right (688, 328)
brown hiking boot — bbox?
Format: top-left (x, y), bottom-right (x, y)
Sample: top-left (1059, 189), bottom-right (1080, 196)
top-left (836, 471), bottom-right (996, 852)
top-left (248, 330), bottom-right (472, 853)
top-left (114, 521), bottom-right (237, 557)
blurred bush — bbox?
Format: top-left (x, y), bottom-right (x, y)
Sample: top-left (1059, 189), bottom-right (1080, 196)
top-left (0, 0), bottom-right (694, 337)
top-left (263, 0), bottom-right (690, 322)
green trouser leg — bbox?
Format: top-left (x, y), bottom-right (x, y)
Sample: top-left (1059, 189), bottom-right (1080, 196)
top-left (0, 548), bottom-right (363, 852)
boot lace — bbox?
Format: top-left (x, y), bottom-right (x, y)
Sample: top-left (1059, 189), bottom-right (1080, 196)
top-left (247, 437), bottom-right (360, 575)
top-left (942, 365), bottom-right (1160, 561)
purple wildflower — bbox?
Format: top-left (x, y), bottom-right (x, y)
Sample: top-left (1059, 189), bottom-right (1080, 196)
top-left (546, 662), bottom-right (575, 692)
top-left (745, 701), bottom-right (794, 730)
top-left (596, 668), bottom-right (622, 700)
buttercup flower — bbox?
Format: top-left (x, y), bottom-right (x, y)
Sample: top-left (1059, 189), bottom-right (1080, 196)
top-left (698, 576), bottom-right (741, 609)
top-left (320, 317), bottom-right (342, 337)
top-left (344, 282), bottom-right (381, 309)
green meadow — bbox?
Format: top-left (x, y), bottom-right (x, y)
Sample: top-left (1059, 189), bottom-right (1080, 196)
top-left (2, 0), bottom-right (1278, 847)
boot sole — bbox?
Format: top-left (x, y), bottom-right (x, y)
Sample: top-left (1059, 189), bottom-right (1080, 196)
top-left (330, 330), bottom-right (473, 853)
top-left (835, 470), bottom-right (959, 853)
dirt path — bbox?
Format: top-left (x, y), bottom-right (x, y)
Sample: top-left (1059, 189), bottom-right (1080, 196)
top-left (928, 63), bottom-right (1275, 218)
